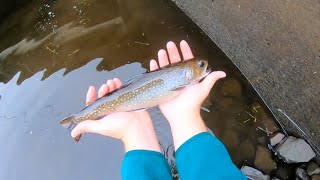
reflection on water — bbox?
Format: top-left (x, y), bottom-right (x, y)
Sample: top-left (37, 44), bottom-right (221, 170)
top-left (0, 0), bottom-right (278, 179)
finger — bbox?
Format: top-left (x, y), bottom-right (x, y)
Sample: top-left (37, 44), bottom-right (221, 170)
top-left (180, 40), bottom-right (194, 60)
top-left (200, 71), bottom-right (226, 94)
top-left (107, 80), bottom-right (117, 92)
top-left (158, 49), bottom-right (169, 67)
top-left (113, 78), bottom-right (122, 89)
top-left (150, 59), bottom-right (159, 71)
top-left (98, 84), bottom-right (109, 98)
top-left (71, 120), bottom-right (102, 138)
top-left (166, 41), bottom-right (181, 64)
top-left (86, 86), bottom-right (96, 106)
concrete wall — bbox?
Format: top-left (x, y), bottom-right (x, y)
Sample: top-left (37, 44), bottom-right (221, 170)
top-left (171, 0), bottom-right (320, 156)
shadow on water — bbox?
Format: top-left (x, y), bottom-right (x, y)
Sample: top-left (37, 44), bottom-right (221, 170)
top-left (0, 0), bottom-right (280, 179)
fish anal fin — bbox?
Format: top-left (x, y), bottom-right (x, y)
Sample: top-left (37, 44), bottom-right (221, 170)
top-left (74, 134), bottom-right (82, 142)
top-left (133, 107), bottom-right (148, 112)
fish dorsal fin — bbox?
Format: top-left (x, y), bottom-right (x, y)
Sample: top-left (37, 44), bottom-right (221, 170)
top-left (121, 74), bottom-right (143, 87)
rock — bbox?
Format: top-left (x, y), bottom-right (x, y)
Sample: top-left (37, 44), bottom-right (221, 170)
top-left (241, 166), bottom-right (270, 180)
top-left (308, 161), bottom-right (320, 176)
top-left (257, 136), bottom-right (266, 145)
top-left (254, 145), bottom-right (277, 173)
top-left (312, 175), bottom-right (320, 180)
top-left (230, 139), bottom-right (255, 165)
top-left (220, 78), bottom-right (242, 98)
top-left (296, 168), bottom-right (310, 180)
top-left (270, 132), bottom-right (285, 146)
top-left (221, 128), bottom-right (240, 149)
top-left (262, 117), bottom-right (280, 133)
top-left (275, 166), bottom-right (293, 180)
top-left (276, 136), bottom-right (316, 163)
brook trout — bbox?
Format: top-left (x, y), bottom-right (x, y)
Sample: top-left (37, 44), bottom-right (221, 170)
top-left (60, 59), bottom-right (211, 141)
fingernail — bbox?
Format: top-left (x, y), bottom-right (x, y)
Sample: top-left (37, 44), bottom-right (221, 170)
top-left (88, 86), bottom-right (94, 91)
top-left (71, 130), bottom-right (76, 138)
top-left (221, 72), bottom-right (227, 78)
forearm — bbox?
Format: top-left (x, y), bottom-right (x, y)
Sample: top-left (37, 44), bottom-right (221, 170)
top-left (121, 115), bottom-right (172, 180)
top-left (166, 110), bottom-right (208, 150)
top-left (122, 114), bottom-right (161, 152)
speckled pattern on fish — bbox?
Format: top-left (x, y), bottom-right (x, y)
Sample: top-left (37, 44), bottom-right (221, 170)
top-left (60, 59), bottom-right (211, 141)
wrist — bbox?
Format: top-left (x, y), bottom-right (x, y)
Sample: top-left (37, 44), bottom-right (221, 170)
top-left (121, 115), bottom-right (161, 153)
top-left (164, 110), bottom-right (208, 150)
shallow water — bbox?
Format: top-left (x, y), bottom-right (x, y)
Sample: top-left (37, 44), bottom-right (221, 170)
top-left (0, 0), bottom-right (279, 179)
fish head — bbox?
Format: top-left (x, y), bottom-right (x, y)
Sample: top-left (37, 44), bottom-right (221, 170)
top-left (184, 59), bottom-right (211, 82)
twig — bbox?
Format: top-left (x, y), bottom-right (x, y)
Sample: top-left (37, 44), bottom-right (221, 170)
top-left (257, 126), bottom-right (273, 136)
top-left (252, 105), bottom-right (261, 112)
top-left (45, 45), bottom-right (58, 54)
top-left (68, 49), bottom-right (80, 56)
top-left (134, 41), bottom-right (150, 46)
top-left (245, 110), bottom-right (257, 122)
top-left (243, 119), bottom-right (250, 124)
top-left (79, 19), bottom-right (91, 24)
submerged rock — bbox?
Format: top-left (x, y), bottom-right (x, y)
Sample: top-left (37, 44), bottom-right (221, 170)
top-left (275, 166), bottom-right (292, 180)
top-left (270, 132), bottom-right (285, 146)
top-left (241, 166), bottom-right (270, 180)
top-left (312, 175), bottom-right (320, 180)
top-left (254, 145), bottom-right (277, 173)
top-left (276, 136), bottom-right (316, 163)
top-left (220, 78), bottom-right (242, 98)
top-left (308, 161), bottom-right (320, 176)
top-left (296, 167), bottom-right (310, 180)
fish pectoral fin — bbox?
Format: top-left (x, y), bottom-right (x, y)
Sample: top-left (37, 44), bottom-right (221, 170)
top-left (201, 106), bottom-right (211, 113)
top-left (122, 74), bottom-right (143, 87)
top-left (132, 107), bottom-right (148, 112)
top-left (171, 84), bottom-right (191, 91)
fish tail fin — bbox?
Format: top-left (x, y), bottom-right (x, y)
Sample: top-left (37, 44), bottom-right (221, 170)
top-left (60, 116), bottom-right (82, 142)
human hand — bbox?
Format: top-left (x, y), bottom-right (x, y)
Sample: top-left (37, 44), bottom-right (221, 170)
top-left (149, 40), bottom-right (226, 122)
top-left (71, 79), bottom-right (160, 152)
top-left (149, 40), bottom-right (226, 149)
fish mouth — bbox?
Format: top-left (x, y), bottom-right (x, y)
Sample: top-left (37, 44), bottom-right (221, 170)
top-left (206, 66), bottom-right (211, 74)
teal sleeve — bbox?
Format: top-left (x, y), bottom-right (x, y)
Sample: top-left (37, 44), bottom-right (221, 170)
top-left (176, 132), bottom-right (246, 180)
top-left (121, 150), bottom-right (172, 180)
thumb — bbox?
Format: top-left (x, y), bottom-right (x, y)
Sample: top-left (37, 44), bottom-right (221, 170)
top-left (71, 120), bottom-right (102, 138)
top-left (200, 71), bottom-right (226, 94)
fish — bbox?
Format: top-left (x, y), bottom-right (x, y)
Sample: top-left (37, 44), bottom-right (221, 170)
top-left (60, 58), bottom-right (211, 141)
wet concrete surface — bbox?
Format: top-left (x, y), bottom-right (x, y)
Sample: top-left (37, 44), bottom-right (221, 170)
top-left (171, 0), bottom-right (320, 159)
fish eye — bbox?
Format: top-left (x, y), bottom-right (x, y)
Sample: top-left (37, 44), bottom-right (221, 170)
top-left (197, 60), bottom-right (204, 68)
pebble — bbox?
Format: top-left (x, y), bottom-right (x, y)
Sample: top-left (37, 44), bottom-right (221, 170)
top-left (220, 78), bottom-right (242, 98)
top-left (276, 136), bottom-right (316, 163)
top-left (241, 166), bottom-right (270, 180)
top-left (270, 132), bottom-right (285, 146)
top-left (275, 166), bottom-right (291, 180)
top-left (254, 145), bottom-right (277, 173)
top-left (307, 161), bottom-right (320, 176)
top-left (296, 167), bottom-right (310, 180)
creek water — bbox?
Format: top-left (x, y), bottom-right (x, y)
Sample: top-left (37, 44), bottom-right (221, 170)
top-left (0, 0), bottom-right (280, 179)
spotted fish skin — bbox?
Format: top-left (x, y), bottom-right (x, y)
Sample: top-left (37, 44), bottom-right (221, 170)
top-left (60, 58), bottom-right (210, 140)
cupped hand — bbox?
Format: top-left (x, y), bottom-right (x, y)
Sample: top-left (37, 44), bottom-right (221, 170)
top-left (71, 78), bottom-right (152, 141)
top-left (149, 40), bottom-right (226, 123)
